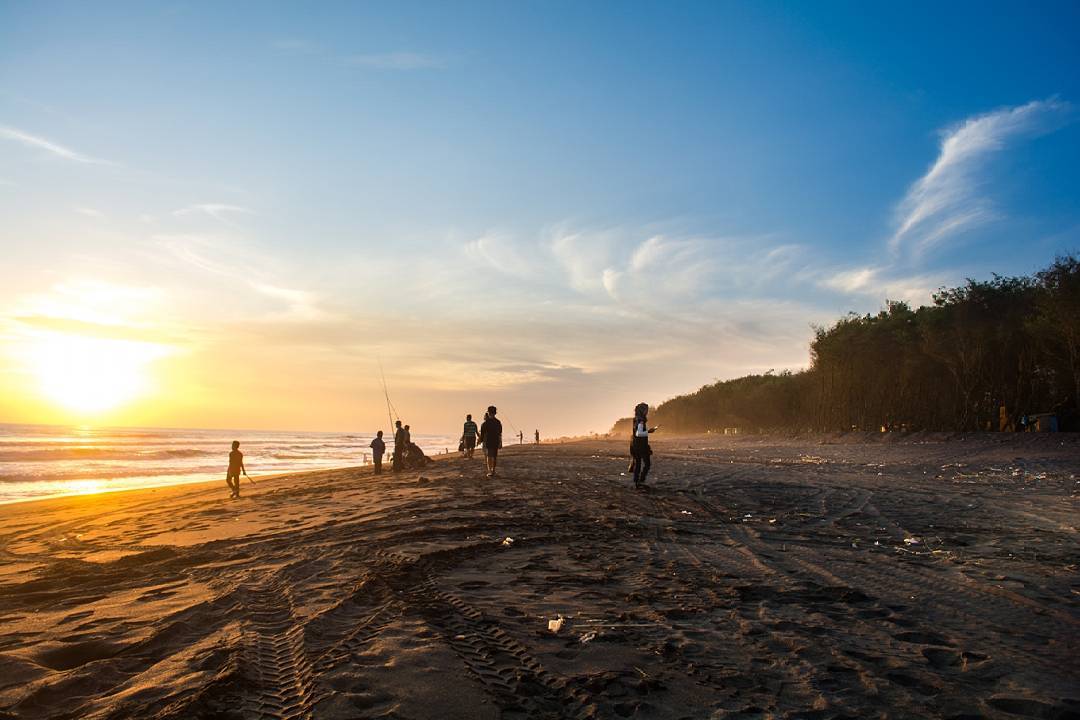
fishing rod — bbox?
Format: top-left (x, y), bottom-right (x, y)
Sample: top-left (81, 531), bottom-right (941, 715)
top-left (377, 356), bottom-right (399, 436)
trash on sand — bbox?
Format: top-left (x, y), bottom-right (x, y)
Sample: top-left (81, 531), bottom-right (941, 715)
top-left (743, 513), bottom-right (752, 518)
top-left (579, 631), bottom-right (598, 644)
top-left (548, 616), bottom-right (565, 633)
top-left (680, 510), bottom-right (692, 515)
top-left (903, 537), bottom-right (921, 546)
top-left (501, 537), bottom-right (514, 547)
top-left (768, 518), bottom-right (777, 524)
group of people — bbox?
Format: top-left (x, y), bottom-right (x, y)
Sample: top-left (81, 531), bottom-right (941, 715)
top-left (227, 402), bottom-right (657, 497)
top-left (457, 406), bottom-right (505, 477)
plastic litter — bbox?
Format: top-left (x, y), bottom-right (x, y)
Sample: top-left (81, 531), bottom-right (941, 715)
top-left (680, 510), bottom-right (692, 515)
top-left (548, 616), bottom-right (565, 633)
top-left (903, 537), bottom-right (921, 546)
top-left (579, 631), bottom-right (598, 644)
top-left (501, 537), bottom-right (514, 547)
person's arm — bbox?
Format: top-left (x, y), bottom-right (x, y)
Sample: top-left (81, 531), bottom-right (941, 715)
top-left (241, 458), bottom-right (248, 476)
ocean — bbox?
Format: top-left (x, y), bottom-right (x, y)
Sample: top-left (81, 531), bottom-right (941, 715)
top-left (0, 423), bottom-right (460, 504)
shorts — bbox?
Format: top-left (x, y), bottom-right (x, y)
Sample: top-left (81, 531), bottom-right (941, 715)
top-left (485, 445), bottom-right (499, 458)
top-left (227, 470), bottom-right (240, 481)
top-left (464, 436), bottom-right (476, 449)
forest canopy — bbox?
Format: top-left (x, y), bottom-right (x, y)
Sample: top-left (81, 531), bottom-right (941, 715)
top-left (613, 255), bottom-right (1080, 434)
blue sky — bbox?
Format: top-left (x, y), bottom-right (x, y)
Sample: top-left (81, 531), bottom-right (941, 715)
top-left (1, 1), bottom-right (1078, 435)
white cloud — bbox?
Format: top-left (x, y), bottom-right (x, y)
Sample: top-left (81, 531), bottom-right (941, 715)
top-left (173, 203), bottom-right (254, 226)
top-left (889, 98), bottom-right (1069, 256)
top-left (344, 52), bottom-right (443, 70)
top-left (0, 125), bottom-right (110, 164)
top-left (819, 266), bottom-right (946, 306)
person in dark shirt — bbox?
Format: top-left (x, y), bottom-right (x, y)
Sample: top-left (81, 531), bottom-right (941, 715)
top-left (369, 431), bottom-right (386, 474)
top-left (392, 420), bottom-right (405, 472)
top-left (629, 403), bottom-right (657, 490)
top-left (462, 414), bottom-right (479, 458)
top-left (227, 440), bottom-right (248, 498)
top-left (478, 405), bottom-right (503, 478)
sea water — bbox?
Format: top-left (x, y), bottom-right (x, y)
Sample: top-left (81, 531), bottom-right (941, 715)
top-left (0, 423), bottom-right (458, 504)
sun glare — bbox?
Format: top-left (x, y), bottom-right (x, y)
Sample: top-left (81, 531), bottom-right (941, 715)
top-left (28, 332), bottom-right (170, 414)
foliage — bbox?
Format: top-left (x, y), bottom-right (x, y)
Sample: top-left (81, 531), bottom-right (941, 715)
top-left (613, 255), bottom-right (1080, 434)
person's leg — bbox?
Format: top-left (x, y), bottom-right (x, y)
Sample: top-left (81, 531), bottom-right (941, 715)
top-left (631, 457), bottom-right (642, 486)
top-left (491, 449), bottom-right (498, 475)
top-left (640, 454), bottom-right (651, 484)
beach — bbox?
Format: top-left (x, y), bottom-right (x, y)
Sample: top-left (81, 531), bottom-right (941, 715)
top-left (0, 434), bottom-right (1077, 720)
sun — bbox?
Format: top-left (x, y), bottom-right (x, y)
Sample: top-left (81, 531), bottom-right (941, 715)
top-left (28, 332), bottom-right (169, 414)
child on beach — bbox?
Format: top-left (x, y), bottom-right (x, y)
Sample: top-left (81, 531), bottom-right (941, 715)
top-left (227, 440), bottom-right (248, 498)
top-left (370, 431), bottom-right (385, 474)
top-left (462, 414), bottom-right (478, 459)
top-left (629, 403), bottom-right (656, 490)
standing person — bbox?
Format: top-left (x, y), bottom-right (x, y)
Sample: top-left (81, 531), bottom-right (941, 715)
top-left (403, 424), bottom-right (412, 466)
top-left (534, 429), bottom-right (540, 445)
top-left (226, 440), bottom-right (248, 498)
top-left (478, 405), bottom-right (503, 478)
top-left (392, 420), bottom-right (405, 472)
top-left (369, 431), bottom-right (386, 475)
top-left (629, 403), bottom-right (657, 490)
top-left (462, 414), bottom-right (479, 458)
top-left (518, 430), bottom-right (523, 445)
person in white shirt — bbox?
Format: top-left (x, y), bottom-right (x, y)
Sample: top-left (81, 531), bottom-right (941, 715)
top-left (629, 402), bottom-right (657, 489)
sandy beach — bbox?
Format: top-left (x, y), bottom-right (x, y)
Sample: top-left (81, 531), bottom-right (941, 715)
top-left (0, 434), bottom-right (1077, 720)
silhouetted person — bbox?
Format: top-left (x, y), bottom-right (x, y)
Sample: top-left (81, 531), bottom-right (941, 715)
top-left (462, 414), bottom-right (479, 458)
top-left (227, 440), bottom-right (248, 498)
top-left (629, 403), bottom-right (657, 490)
top-left (403, 424), bottom-right (412, 462)
top-left (393, 420), bottom-right (405, 472)
top-left (518, 430), bottom-right (523, 444)
top-left (534, 429), bottom-right (540, 445)
top-left (478, 405), bottom-right (503, 477)
top-left (370, 431), bottom-right (385, 474)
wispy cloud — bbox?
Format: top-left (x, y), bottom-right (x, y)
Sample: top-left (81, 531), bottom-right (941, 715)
top-left (344, 52), bottom-right (444, 70)
top-left (0, 125), bottom-right (110, 164)
top-left (819, 265), bottom-right (946, 306)
top-left (173, 203), bottom-right (254, 226)
top-left (888, 98), bottom-right (1069, 256)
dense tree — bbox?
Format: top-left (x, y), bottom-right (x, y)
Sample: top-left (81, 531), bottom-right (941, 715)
top-left (612, 255), bottom-right (1079, 434)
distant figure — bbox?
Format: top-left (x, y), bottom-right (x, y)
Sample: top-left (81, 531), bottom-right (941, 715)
top-left (478, 405), bottom-right (503, 478)
top-left (393, 420), bottom-right (405, 472)
top-left (370, 431), bottom-right (386, 474)
top-left (534, 429), bottom-right (540, 445)
top-left (518, 430), bottom-right (524, 445)
top-left (629, 403), bottom-right (657, 490)
top-left (462, 414), bottom-right (479, 459)
top-left (226, 440), bottom-right (248, 498)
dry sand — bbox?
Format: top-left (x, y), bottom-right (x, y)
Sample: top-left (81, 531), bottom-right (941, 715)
top-left (0, 434), bottom-right (1077, 720)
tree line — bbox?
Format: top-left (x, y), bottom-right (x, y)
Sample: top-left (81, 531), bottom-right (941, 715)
top-left (613, 255), bottom-right (1080, 434)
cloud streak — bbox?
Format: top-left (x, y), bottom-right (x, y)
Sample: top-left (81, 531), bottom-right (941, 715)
top-left (0, 125), bottom-right (110, 164)
top-left (888, 98), bottom-right (1069, 257)
top-left (344, 52), bottom-right (443, 70)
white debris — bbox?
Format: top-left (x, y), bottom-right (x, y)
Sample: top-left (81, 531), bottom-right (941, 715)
top-left (903, 537), bottom-right (921, 546)
top-left (501, 537), bottom-right (514, 547)
top-left (548, 617), bottom-right (565, 633)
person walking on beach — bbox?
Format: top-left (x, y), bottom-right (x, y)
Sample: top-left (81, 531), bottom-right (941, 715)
top-left (478, 405), bottom-right (503, 478)
top-left (629, 403), bottom-right (656, 490)
top-left (462, 414), bottom-right (479, 458)
top-left (370, 431), bottom-right (386, 475)
top-left (226, 440), bottom-right (248, 498)
top-left (518, 429), bottom-right (524, 445)
top-left (534, 429), bottom-right (540, 445)
top-left (392, 420), bottom-right (405, 472)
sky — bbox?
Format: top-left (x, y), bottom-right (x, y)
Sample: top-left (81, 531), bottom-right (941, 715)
top-left (1, 1), bottom-right (1079, 437)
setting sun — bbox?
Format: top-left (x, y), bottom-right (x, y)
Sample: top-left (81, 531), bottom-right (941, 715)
top-left (27, 332), bottom-right (170, 414)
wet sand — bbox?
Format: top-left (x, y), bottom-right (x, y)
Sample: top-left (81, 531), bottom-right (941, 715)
top-left (0, 434), bottom-right (1077, 720)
